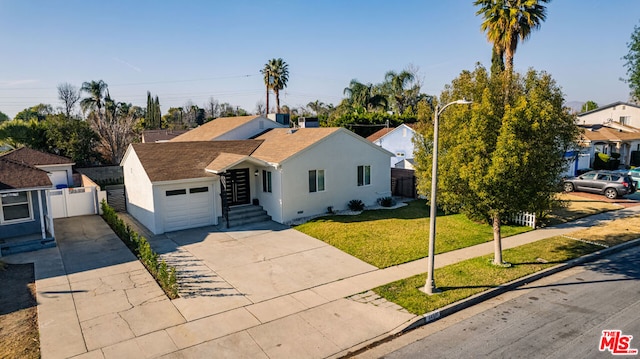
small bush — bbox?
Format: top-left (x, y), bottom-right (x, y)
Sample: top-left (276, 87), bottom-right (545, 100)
top-left (377, 196), bottom-right (396, 207)
top-left (100, 200), bottom-right (178, 299)
top-left (348, 199), bottom-right (365, 211)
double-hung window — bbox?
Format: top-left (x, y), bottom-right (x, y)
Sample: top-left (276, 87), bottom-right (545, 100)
top-left (357, 165), bottom-right (371, 186)
top-left (1, 191), bottom-right (33, 223)
top-left (309, 169), bottom-right (325, 193)
top-left (262, 170), bottom-right (272, 193)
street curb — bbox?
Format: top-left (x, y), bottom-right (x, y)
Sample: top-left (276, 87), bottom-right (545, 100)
top-left (340, 237), bottom-right (640, 358)
top-left (403, 236), bottom-right (640, 332)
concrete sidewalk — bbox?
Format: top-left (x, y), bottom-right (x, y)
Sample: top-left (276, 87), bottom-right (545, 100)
top-left (4, 205), bottom-right (640, 358)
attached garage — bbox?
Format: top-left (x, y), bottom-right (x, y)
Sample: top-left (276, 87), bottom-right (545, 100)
top-left (161, 183), bottom-right (215, 232)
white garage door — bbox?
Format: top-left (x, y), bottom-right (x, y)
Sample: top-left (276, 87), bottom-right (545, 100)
top-left (163, 184), bottom-right (214, 232)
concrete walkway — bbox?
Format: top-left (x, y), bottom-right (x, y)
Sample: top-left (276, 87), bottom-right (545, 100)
top-left (4, 205), bottom-right (640, 358)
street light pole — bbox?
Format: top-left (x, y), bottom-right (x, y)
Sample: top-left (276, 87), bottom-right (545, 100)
top-left (424, 99), bottom-right (472, 295)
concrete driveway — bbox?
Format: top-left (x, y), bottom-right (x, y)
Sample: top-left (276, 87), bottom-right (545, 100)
top-left (142, 220), bottom-right (379, 321)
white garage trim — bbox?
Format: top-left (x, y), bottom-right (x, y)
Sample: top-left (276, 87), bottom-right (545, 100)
top-left (161, 182), bottom-right (215, 232)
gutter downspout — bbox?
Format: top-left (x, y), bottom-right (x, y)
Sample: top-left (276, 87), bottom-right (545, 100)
top-left (38, 190), bottom-right (45, 239)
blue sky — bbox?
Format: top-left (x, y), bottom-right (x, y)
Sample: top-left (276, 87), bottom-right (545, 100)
top-left (1, 0), bottom-right (639, 118)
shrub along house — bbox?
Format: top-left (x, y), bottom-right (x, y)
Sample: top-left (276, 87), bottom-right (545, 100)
top-left (122, 127), bottom-right (392, 234)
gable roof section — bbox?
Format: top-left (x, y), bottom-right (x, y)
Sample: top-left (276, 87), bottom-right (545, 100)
top-left (171, 115), bottom-right (267, 142)
top-left (580, 125), bottom-right (640, 142)
top-left (252, 127), bottom-right (392, 164)
top-left (1, 147), bottom-right (74, 166)
top-left (251, 127), bottom-right (341, 163)
top-left (131, 140), bottom-right (263, 182)
top-left (0, 158), bottom-right (52, 190)
top-left (366, 127), bottom-right (394, 142)
top-left (578, 101), bottom-right (640, 117)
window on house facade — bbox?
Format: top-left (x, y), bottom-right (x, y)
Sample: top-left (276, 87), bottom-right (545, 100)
top-left (262, 170), bottom-right (272, 193)
top-left (357, 165), bottom-right (371, 186)
top-left (1, 191), bottom-right (33, 223)
top-left (620, 116), bottom-right (630, 126)
top-left (308, 169), bottom-right (325, 193)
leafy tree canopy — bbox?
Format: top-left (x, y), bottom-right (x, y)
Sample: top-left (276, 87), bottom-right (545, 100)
top-left (623, 22), bottom-right (640, 102)
top-left (0, 111), bottom-right (8, 123)
top-left (414, 64), bottom-right (580, 264)
top-left (581, 100), bottom-right (598, 113)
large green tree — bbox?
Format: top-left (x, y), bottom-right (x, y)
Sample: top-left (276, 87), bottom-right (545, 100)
top-left (475, 0), bottom-right (550, 74)
top-left (623, 22), bottom-right (640, 102)
top-left (383, 70), bottom-right (417, 114)
top-left (581, 100), bottom-right (598, 113)
top-left (261, 58), bottom-right (289, 113)
top-left (144, 91), bottom-right (162, 129)
top-left (0, 111), bottom-right (8, 123)
top-left (343, 79), bottom-right (388, 113)
top-left (414, 65), bottom-right (579, 265)
top-left (14, 104), bottom-right (53, 122)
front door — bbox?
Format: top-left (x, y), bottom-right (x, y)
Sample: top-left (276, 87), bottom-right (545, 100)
top-left (225, 169), bottom-right (250, 206)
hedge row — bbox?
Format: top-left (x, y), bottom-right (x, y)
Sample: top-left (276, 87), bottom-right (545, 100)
top-left (100, 200), bottom-right (179, 299)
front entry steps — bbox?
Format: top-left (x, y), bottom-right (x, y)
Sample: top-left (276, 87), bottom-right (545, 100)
top-left (219, 205), bottom-right (271, 228)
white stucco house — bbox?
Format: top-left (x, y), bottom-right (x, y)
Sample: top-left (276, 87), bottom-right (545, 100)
top-left (367, 124), bottom-right (418, 169)
top-left (577, 101), bottom-right (640, 129)
top-left (122, 127), bottom-right (393, 234)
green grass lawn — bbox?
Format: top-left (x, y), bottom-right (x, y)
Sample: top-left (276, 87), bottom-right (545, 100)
top-left (373, 236), bottom-right (601, 315)
top-left (294, 200), bottom-right (531, 268)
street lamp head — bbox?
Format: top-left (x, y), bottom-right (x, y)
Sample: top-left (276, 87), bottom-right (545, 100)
top-left (455, 99), bottom-right (472, 105)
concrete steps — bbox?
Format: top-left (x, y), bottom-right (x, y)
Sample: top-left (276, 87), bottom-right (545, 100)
top-left (219, 205), bottom-right (272, 228)
top-left (1, 237), bottom-right (56, 256)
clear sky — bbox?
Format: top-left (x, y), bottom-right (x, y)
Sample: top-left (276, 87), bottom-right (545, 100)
top-left (1, 0), bottom-right (639, 118)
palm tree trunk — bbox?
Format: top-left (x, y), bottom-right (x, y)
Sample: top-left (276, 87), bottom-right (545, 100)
top-left (492, 213), bottom-right (503, 265)
top-left (265, 86), bottom-right (270, 115)
top-left (275, 89), bottom-right (280, 113)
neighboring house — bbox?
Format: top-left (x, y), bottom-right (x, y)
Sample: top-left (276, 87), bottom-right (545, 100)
top-left (122, 127), bottom-right (392, 234)
top-left (142, 129), bottom-right (188, 143)
top-left (1, 147), bottom-right (75, 188)
top-left (367, 124), bottom-right (417, 169)
top-left (578, 124), bottom-right (640, 167)
top-left (577, 101), bottom-right (640, 129)
top-left (171, 115), bottom-right (287, 142)
top-left (0, 156), bottom-right (55, 255)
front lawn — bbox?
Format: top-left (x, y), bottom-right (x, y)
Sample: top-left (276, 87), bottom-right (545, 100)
top-left (373, 213), bottom-right (640, 315)
top-left (294, 200), bottom-right (530, 268)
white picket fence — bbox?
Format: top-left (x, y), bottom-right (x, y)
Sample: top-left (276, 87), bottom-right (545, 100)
top-left (510, 212), bottom-right (536, 228)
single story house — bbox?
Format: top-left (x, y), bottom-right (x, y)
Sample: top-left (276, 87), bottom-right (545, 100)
top-left (122, 127), bottom-right (393, 234)
top-left (0, 156), bottom-right (55, 255)
top-left (1, 146), bottom-right (75, 188)
top-left (578, 124), bottom-right (640, 167)
top-left (367, 124), bottom-right (418, 169)
top-left (578, 101), bottom-right (640, 129)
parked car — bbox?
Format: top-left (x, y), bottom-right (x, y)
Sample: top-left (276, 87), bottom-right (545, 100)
top-left (563, 170), bottom-right (636, 199)
top-left (628, 168), bottom-right (640, 187)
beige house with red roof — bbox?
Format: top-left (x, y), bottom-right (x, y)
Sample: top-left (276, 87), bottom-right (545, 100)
top-left (122, 126), bottom-right (392, 234)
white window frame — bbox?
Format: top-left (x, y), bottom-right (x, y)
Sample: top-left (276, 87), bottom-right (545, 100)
top-left (0, 191), bottom-right (34, 224)
top-left (262, 170), bottom-right (272, 193)
top-left (357, 165), bottom-right (371, 186)
top-left (309, 169), bottom-right (325, 193)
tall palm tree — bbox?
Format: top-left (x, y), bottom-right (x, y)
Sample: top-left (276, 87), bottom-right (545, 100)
top-left (343, 80), bottom-right (387, 113)
top-left (384, 70), bottom-right (416, 114)
top-left (475, 0), bottom-right (549, 74)
top-left (80, 80), bottom-right (108, 115)
top-left (261, 58), bottom-right (289, 113)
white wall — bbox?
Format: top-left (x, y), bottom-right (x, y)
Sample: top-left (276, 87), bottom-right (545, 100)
top-left (373, 125), bottom-right (417, 167)
top-left (38, 164), bottom-right (73, 187)
top-left (578, 104), bottom-right (640, 128)
top-left (122, 147), bottom-right (158, 234)
top-left (215, 117), bottom-right (286, 140)
top-left (280, 130), bottom-right (391, 223)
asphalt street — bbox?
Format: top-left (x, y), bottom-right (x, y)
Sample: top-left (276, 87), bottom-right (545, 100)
top-left (381, 245), bottom-right (640, 359)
